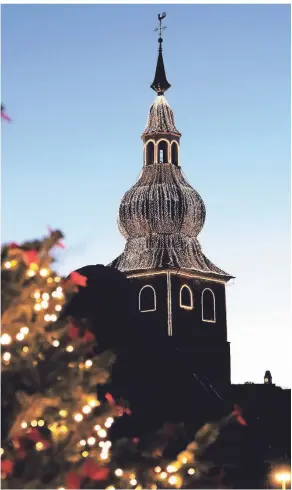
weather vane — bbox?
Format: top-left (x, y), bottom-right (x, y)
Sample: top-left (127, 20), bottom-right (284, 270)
top-left (154, 12), bottom-right (167, 42)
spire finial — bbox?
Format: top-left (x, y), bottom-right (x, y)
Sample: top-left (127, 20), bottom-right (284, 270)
top-left (151, 13), bottom-right (171, 96)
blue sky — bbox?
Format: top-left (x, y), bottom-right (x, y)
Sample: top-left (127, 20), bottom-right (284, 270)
top-left (2, 5), bottom-right (291, 388)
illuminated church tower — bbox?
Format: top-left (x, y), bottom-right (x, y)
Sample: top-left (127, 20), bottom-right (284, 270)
top-left (110, 15), bottom-right (233, 397)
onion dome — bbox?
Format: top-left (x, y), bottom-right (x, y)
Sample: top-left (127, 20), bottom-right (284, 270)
top-left (143, 95), bottom-right (181, 135)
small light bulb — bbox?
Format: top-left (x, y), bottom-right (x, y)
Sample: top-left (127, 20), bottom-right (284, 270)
top-left (38, 420), bottom-right (45, 427)
top-left (36, 441), bottom-right (44, 451)
top-left (66, 345), bottom-right (74, 352)
top-left (40, 268), bottom-right (49, 277)
top-left (3, 352), bottom-right (11, 362)
top-left (34, 304), bottom-right (42, 312)
top-left (34, 291), bottom-right (41, 299)
top-left (74, 413), bottom-right (83, 422)
top-left (20, 326), bottom-right (29, 335)
top-left (169, 475), bottom-right (178, 485)
top-left (4, 261), bottom-right (11, 268)
top-left (52, 340), bottom-right (59, 347)
top-left (94, 424), bottom-right (101, 431)
top-left (87, 437), bottom-right (96, 446)
top-left (41, 301), bottom-right (49, 309)
top-left (115, 469), bottom-right (123, 477)
top-left (79, 439), bottom-right (86, 446)
top-left (188, 468), bottom-right (195, 475)
top-left (42, 292), bottom-right (50, 300)
top-left (98, 429), bottom-right (107, 438)
top-left (85, 359), bottom-right (93, 368)
top-left (55, 304), bottom-right (62, 311)
top-left (160, 472), bottom-right (167, 480)
top-left (59, 409), bottom-right (67, 417)
top-left (154, 466), bottom-right (161, 473)
top-left (31, 420), bottom-right (38, 427)
top-left (16, 333), bottom-right (25, 341)
top-left (1, 334), bottom-right (11, 345)
top-left (167, 465), bottom-right (176, 473)
top-left (26, 269), bottom-right (35, 277)
top-left (81, 450), bottom-right (89, 458)
top-left (82, 405), bottom-right (92, 414)
top-left (21, 422), bottom-right (28, 429)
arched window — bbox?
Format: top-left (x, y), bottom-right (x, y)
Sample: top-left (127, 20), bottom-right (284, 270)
top-left (146, 141), bottom-right (154, 166)
top-left (158, 140), bottom-right (168, 163)
top-left (179, 284), bottom-right (193, 310)
top-left (171, 142), bottom-right (179, 166)
top-left (139, 285), bottom-right (156, 312)
top-left (201, 288), bottom-right (216, 322)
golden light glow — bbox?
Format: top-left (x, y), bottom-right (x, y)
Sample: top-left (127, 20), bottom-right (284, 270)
top-left (16, 333), bottom-right (25, 341)
top-left (160, 472), bottom-right (167, 480)
top-left (38, 420), bottom-right (45, 427)
top-left (94, 424), bottom-right (101, 431)
top-left (34, 304), bottom-right (42, 312)
top-left (21, 422), bottom-right (28, 429)
top-left (130, 479), bottom-right (137, 486)
top-left (98, 429), bottom-right (107, 438)
top-left (3, 352), bottom-right (11, 362)
top-left (23, 346), bottom-right (29, 353)
top-left (87, 437), bottom-right (96, 446)
top-left (115, 469), bottom-right (123, 477)
top-left (74, 413), bottom-right (83, 422)
top-left (26, 269), bottom-right (35, 277)
top-left (89, 399), bottom-right (99, 408)
top-left (167, 464), bottom-right (177, 473)
top-left (79, 440), bottom-right (86, 447)
top-left (31, 420), bottom-right (38, 427)
top-left (82, 405), bottom-right (92, 414)
top-left (55, 304), bottom-right (62, 311)
top-left (4, 261), bottom-right (11, 268)
top-left (1, 334), bottom-right (12, 345)
top-left (169, 475), bottom-right (178, 485)
top-left (59, 409), bottom-right (67, 417)
top-left (35, 441), bottom-right (44, 451)
top-left (188, 468), bottom-right (195, 475)
top-left (275, 472), bottom-right (291, 483)
top-left (154, 466), bottom-right (161, 473)
top-left (30, 263), bottom-right (38, 271)
top-left (52, 340), bottom-right (59, 347)
top-left (50, 314), bottom-right (57, 322)
top-left (81, 451), bottom-right (89, 458)
top-left (34, 290), bottom-right (41, 299)
top-left (66, 345), bottom-right (74, 352)
top-left (20, 326), bottom-right (29, 334)
top-left (40, 300), bottom-right (49, 309)
top-left (85, 359), bottom-right (93, 368)
top-left (40, 268), bottom-right (49, 277)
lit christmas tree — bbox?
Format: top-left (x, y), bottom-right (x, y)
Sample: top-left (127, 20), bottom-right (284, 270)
top-left (1, 231), bottom-right (246, 489)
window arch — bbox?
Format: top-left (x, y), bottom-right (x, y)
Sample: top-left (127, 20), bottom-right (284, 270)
top-left (146, 141), bottom-right (154, 166)
top-left (171, 142), bottom-right (179, 166)
top-left (139, 285), bottom-right (156, 312)
top-left (179, 284), bottom-right (193, 310)
top-left (158, 140), bottom-right (168, 163)
top-left (201, 288), bottom-right (216, 322)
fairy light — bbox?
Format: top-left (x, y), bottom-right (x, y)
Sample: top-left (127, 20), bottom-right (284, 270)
top-left (98, 429), bottom-right (107, 438)
top-left (169, 475), bottom-right (178, 485)
top-left (130, 479), bottom-right (137, 486)
top-left (74, 413), bottom-right (83, 422)
top-left (160, 472), bottom-right (167, 480)
top-left (66, 345), bottom-right (74, 352)
top-left (35, 441), bottom-right (44, 451)
top-left (40, 268), bottom-right (49, 277)
top-left (16, 332), bottom-right (25, 341)
top-left (144, 95), bottom-right (180, 135)
top-left (54, 276), bottom-right (61, 282)
top-left (30, 263), bottom-right (38, 271)
top-left (55, 304), bottom-right (62, 311)
top-left (94, 424), bottom-right (101, 431)
top-left (167, 464), bottom-right (177, 473)
top-left (42, 292), bottom-right (50, 301)
top-left (34, 304), bottom-right (42, 312)
top-left (87, 437), bottom-right (96, 446)
top-left (82, 405), bottom-right (92, 414)
top-left (38, 420), bottom-right (45, 427)
top-left (81, 451), bottom-right (89, 458)
top-left (41, 300), bottom-right (49, 309)
top-left (154, 466), bottom-right (161, 473)
top-left (85, 359), bottom-right (93, 368)
top-left (26, 269), bottom-right (35, 277)
top-left (23, 346), bottom-right (29, 352)
top-left (59, 409), bottom-right (67, 417)
top-left (1, 334), bottom-right (11, 345)
top-left (52, 340), bottom-right (59, 347)
top-left (20, 326), bottom-right (29, 334)
top-left (115, 469), bottom-right (123, 477)
top-left (31, 420), bottom-right (38, 427)
top-left (2, 352), bottom-right (11, 362)
top-left (4, 261), bottom-right (11, 268)
top-left (79, 440), bottom-right (86, 447)
top-left (188, 468), bottom-right (195, 475)
top-left (34, 290), bottom-right (41, 299)
top-left (21, 422), bottom-right (28, 429)
top-left (0, 448), bottom-right (4, 456)
top-left (89, 399), bottom-right (99, 408)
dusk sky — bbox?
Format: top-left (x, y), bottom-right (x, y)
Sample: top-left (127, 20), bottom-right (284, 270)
top-left (2, 5), bottom-right (291, 388)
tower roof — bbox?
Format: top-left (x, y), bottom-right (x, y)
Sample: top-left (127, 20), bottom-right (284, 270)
top-left (143, 95), bottom-right (181, 135)
top-left (151, 13), bottom-right (171, 95)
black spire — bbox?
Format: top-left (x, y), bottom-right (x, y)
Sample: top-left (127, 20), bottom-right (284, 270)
top-left (151, 13), bottom-right (171, 96)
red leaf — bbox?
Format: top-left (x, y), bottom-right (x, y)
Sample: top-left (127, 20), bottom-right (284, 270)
top-left (82, 459), bottom-right (109, 480)
top-left (1, 459), bottom-right (14, 475)
top-left (22, 249), bottom-right (38, 266)
top-left (69, 271), bottom-right (87, 287)
top-left (105, 393), bottom-right (115, 405)
top-left (65, 471), bottom-right (82, 489)
top-left (68, 325), bottom-right (79, 339)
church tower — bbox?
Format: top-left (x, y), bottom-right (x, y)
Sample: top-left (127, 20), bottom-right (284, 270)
top-left (110, 15), bottom-right (233, 397)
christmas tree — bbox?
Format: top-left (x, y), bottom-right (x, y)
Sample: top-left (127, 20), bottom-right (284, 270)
top-left (1, 231), bottom-right (246, 489)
